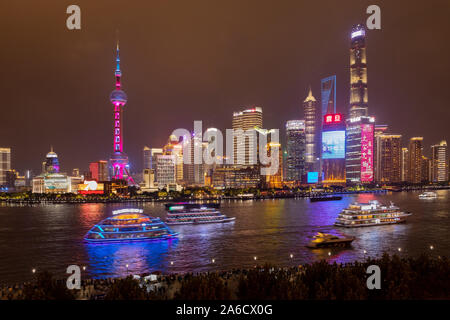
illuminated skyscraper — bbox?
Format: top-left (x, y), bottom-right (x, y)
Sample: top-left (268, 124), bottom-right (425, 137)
top-left (321, 76), bottom-right (337, 116)
top-left (374, 134), bottom-right (402, 183)
top-left (303, 88), bottom-right (320, 172)
top-left (109, 43), bottom-right (133, 183)
top-left (44, 147), bottom-right (60, 173)
top-left (285, 120), bottom-right (305, 182)
top-left (349, 24), bottom-right (368, 118)
top-left (0, 148), bottom-right (11, 187)
top-left (431, 141), bottom-right (448, 182)
top-left (346, 25), bottom-right (374, 184)
top-left (89, 160), bottom-right (108, 181)
top-left (232, 106), bottom-right (262, 166)
top-left (401, 148), bottom-right (409, 182)
top-left (322, 113), bottom-right (346, 184)
top-left (408, 137), bottom-right (423, 184)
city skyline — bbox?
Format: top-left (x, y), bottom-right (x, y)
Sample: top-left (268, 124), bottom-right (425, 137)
top-left (1, 1), bottom-right (450, 174)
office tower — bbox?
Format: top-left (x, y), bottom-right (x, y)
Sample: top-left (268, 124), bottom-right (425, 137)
top-left (109, 42), bottom-right (133, 183)
top-left (321, 76), bottom-right (337, 116)
top-left (263, 142), bottom-right (283, 188)
top-left (163, 135), bottom-right (184, 183)
top-left (401, 148), bottom-right (409, 182)
top-left (89, 160), bottom-right (108, 181)
top-left (322, 113), bottom-right (346, 184)
top-left (374, 134), bottom-right (402, 183)
top-left (373, 125), bottom-right (388, 180)
top-left (156, 155), bottom-right (176, 187)
top-left (349, 24), bottom-right (368, 118)
top-left (408, 137), bottom-right (423, 183)
top-left (0, 148), bottom-right (11, 187)
top-left (232, 106), bottom-right (263, 166)
top-left (143, 146), bottom-right (151, 170)
top-left (431, 141), bottom-right (448, 182)
top-left (421, 156), bottom-right (431, 183)
top-left (72, 168), bottom-right (80, 177)
top-left (285, 120), bottom-right (306, 182)
top-left (346, 24), bottom-right (374, 184)
top-left (303, 87), bottom-right (320, 172)
top-left (44, 147), bottom-right (60, 173)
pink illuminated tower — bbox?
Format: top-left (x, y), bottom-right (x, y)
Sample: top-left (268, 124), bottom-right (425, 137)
top-left (109, 43), bottom-right (133, 182)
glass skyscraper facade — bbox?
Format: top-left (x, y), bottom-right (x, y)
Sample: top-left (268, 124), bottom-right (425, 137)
top-left (285, 120), bottom-right (306, 182)
top-left (303, 88), bottom-right (320, 173)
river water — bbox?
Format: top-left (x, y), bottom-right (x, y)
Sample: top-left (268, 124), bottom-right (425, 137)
top-left (0, 191), bottom-right (449, 284)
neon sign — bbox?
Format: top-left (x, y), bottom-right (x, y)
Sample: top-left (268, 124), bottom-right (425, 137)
top-left (324, 113), bottom-right (343, 124)
top-left (361, 124), bottom-right (374, 182)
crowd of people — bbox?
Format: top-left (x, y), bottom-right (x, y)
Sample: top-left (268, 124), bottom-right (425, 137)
top-left (1, 253), bottom-right (449, 300)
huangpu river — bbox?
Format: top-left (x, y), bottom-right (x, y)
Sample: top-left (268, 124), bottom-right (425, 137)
top-left (1, 190), bottom-right (449, 284)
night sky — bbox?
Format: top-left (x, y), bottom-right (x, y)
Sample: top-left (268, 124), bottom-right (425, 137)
top-left (1, 0), bottom-right (450, 174)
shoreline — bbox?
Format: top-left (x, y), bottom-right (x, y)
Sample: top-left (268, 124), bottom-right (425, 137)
top-left (1, 186), bottom-right (449, 205)
top-left (1, 254), bottom-right (449, 300)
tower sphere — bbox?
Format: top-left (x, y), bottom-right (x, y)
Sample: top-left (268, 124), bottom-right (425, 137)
top-left (110, 90), bottom-right (128, 104)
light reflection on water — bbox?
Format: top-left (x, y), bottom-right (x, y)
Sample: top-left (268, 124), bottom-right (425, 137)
top-left (0, 190), bottom-right (449, 283)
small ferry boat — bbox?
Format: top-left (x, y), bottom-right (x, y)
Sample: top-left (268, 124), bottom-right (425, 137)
top-left (419, 191), bottom-right (437, 199)
top-left (306, 232), bottom-right (355, 248)
top-left (84, 208), bottom-right (178, 242)
top-left (165, 202), bottom-right (236, 225)
top-left (310, 195), bottom-right (342, 202)
top-left (334, 200), bottom-right (412, 228)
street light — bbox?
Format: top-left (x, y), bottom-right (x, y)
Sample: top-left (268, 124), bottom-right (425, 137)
top-left (254, 256), bottom-right (257, 261)
top-left (398, 248), bottom-right (402, 252)
top-left (328, 252), bottom-right (331, 256)
top-left (82, 266), bottom-right (86, 271)
top-left (430, 245), bottom-right (434, 250)
top-left (212, 259), bottom-right (215, 263)
top-left (170, 261), bottom-right (174, 265)
top-left (290, 254), bottom-right (293, 259)
top-left (32, 268), bottom-right (36, 274)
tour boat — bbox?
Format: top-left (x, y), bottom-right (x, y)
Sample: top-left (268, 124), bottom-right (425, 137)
top-left (334, 200), bottom-right (412, 228)
top-left (84, 208), bottom-right (178, 242)
top-left (419, 191), bottom-right (438, 199)
top-left (305, 232), bottom-right (355, 248)
top-left (165, 202), bottom-right (236, 225)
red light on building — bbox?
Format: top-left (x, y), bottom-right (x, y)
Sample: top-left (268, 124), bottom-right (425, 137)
top-left (324, 113), bottom-right (343, 124)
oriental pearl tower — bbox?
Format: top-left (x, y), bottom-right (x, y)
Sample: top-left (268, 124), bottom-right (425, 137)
top-left (109, 42), bottom-right (134, 184)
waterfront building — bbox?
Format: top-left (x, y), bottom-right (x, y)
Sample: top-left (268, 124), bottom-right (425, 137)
top-left (0, 148), bottom-right (11, 188)
top-left (163, 135), bottom-right (184, 184)
top-left (285, 120), bottom-right (306, 182)
top-left (408, 137), bottom-right (423, 184)
top-left (401, 148), bottom-right (409, 182)
top-left (345, 25), bottom-right (374, 184)
top-left (32, 148), bottom-right (73, 193)
top-left (431, 141), bottom-right (448, 183)
top-left (156, 154), bottom-right (176, 187)
top-left (322, 113), bottom-right (346, 185)
top-left (140, 168), bottom-right (158, 192)
top-left (89, 160), bottom-right (108, 181)
top-left (211, 166), bottom-right (260, 189)
top-left (182, 133), bottom-right (206, 186)
top-left (263, 141), bottom-right (283, 189)
top-left (72, 168), bottom-right (80, 177)
top-left (374, 134), bottom-right (402, 183)
top-left (232, 106), bottom-right (263, 166)
top-left (303, 88), bottom-right (320, 173)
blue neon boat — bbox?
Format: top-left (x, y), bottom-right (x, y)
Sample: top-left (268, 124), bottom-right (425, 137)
top-left (84, 208), bottom-right (178, 242)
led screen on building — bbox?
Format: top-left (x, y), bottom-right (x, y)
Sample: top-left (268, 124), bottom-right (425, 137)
top-left (307, 172), bottom-right (319, 184)
top-left (322, 131), bottom-right (345, 159)
top-left (361, 124), bottom-right (374, 182)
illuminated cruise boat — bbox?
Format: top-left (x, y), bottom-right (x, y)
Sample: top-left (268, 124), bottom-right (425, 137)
top-left (334, 200), bottom-right (412, 228)
top-left (84, 208), bottom-right (178, 242)
top-left (165, 203), bottom-right (236, 225)
top-left (419, 191), bottom-right (437, 199)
